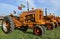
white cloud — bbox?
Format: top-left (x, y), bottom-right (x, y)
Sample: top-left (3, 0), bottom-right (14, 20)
top-left (0, 3), bottom-right (18, 16)
top-left (0, 0), bottom-right (60, 16)
top-left (39, 0), bottom-right (45, 3)
top-left (50, 0), bottom-right (60, 10)
top-left (49, 0), bottom-right (60, 16)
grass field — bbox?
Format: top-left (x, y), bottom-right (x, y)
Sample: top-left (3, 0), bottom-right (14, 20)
top-left (0, 26), bottom-right (60, 39)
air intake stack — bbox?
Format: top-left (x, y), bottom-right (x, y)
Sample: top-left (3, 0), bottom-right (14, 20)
top-left (45, 8), bottom-right (47, 16)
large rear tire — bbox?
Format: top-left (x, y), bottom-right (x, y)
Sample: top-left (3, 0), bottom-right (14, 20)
top-left (1, 16), bottom-right (15, 34)
top-left (33, 25), bottom-right (44, 36)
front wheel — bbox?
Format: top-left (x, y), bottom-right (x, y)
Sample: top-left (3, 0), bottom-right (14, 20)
top-left (33, 25), bottom-right (44, 36)
top-left (58, 22), bottom-right (60, 26)
top-left (47, 23), bottom-right (55, 30)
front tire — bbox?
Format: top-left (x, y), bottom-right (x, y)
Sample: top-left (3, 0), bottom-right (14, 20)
top-left (47, 23), bottom-right (55, 30)
top-left (33, 25), bottom-right (44, 36)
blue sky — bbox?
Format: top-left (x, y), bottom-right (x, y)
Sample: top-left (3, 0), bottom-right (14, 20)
top-left (0, 0), bottom-right (60, 16)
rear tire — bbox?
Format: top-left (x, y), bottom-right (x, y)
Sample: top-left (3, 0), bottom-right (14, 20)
top-left (33, 25), bottom-right (44, 36)
top-left (1, 16), bottom-right (15, 34)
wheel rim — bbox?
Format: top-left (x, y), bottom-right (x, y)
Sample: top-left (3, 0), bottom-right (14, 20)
top-left (48, 24), bottom-right (52, 30)
top-left (34, 28), bottom-right (42, 35)
top-left (3, 21), bottom-right (9, 32)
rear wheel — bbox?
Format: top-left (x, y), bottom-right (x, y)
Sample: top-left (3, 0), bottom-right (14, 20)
top-left (33, 25), bottom-right (44, 36)
top-left (1, 16), bottom-right (15, 34)
top-left (2, 20), bottom-right (10, 33)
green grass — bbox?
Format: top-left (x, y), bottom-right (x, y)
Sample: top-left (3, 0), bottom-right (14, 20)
top-left (0, 27), bottom-right (60, 39)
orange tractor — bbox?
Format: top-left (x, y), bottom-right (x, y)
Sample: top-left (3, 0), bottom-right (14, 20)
top-left (44, 13), bottom-right (58, 30)
top-left (55, 16), bottom-right (60, 26)
top-left (2, 9), bottom-right (46, 36)
top-left (1, 8), bottom-right (58, 36)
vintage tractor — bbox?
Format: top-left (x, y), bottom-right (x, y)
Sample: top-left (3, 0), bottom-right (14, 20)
top-left (55, 16), bottom-right (60, 26)
top-left (44, 13), bottom-right (58, 30)
top-left (2, 9), bottom-right (47, 36)
top-left (2, 8), bottom-right (58, 36)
